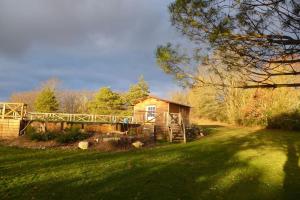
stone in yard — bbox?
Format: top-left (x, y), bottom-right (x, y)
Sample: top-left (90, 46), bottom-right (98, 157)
top-left (78, 141), bottom-right (89, 150)
top-left (103, 137), bottom-right (120, 142)
top-left (132, 141), bottom-right (144, 148)
top-left (79, 129), bottom-right (85, 133)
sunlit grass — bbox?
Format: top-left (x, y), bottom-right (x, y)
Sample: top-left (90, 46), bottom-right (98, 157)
top-left (1, 125), bottom-right (300, 199)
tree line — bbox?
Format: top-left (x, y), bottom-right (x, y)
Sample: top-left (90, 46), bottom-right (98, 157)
top-left (158, 0), bottom-right (300, 130)
top-left (171, 67), bottom-right (300, 130)
top-left (10, 76), bottom-right (150, 115)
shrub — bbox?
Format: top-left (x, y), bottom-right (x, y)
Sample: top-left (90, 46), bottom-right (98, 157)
top-left (267, 111), bottom-right (300, 131)
top-left (186, 125), bottom-right (201, 140)
top-left (127, 128), bottom-right (137, 136)
top-left (107, 137), bottom-right (132, 149)
top-left (25, 126), bottom-right (37, 135)
top-left (26, 126), bottom-right (92, 143)
top-left (56, 127), bottom-right (92, 144)
top-left (26, 127), bottom-right (58, 142)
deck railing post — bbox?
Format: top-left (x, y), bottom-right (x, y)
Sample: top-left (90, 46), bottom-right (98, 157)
top-left (2, 103), bottom-right (6, 119)
top-left (20, 104), bottom-right (24, 120)
top-left (166, 112), bottom-right (169, 126)
top-left (179, 113), bottom-right (187, 144)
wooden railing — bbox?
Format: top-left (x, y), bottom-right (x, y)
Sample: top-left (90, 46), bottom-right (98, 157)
top-left (25, 112), bottom-right (133, 123)
top-left (0, 102), bottom-right (26, 120)
top-left (167, 113), bottom-right (180, 125)
top-left (0, 102), bottom-right (133, 123)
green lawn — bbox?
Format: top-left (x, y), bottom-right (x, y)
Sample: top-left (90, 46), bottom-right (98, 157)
top-left (1, 125), bottom-right (300, 200)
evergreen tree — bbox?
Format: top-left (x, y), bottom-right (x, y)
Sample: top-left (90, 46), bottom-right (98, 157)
top-left (88, 87), bottom-right (123, 115)
top-left (34, 87), bottom-right (59, 112)
top-left (126, 75), bottom-right (150, 105)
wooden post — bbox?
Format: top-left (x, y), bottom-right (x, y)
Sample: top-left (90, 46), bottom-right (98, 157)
top-left (63, 122), bottom-right (68, 130)
top-left (165, 112), bottom-right (169, 126)
top-left (153, 125), bottom-right (157, 142)
top-left (2, 103), bottom-right (6, 119)
top-left (178, 113), bottom-right (182, 125)
top-left (60, 122), bottom-right (64, 131)
top-left (41, 122), bottom-right (46, 133)
top-left (183, 124), bottom-right (186, 144)
top-left (180, 113), bottom-right (186, 144)
top-left (20, 103), bottom-right (24, 119)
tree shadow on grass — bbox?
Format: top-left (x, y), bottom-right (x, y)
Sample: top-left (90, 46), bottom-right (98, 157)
top-left (283, 140), bottom-right (300, 200)
top-left (1, 126), bottom-right (300, 200)
top-left (2, 144), bottom-right (263, 200)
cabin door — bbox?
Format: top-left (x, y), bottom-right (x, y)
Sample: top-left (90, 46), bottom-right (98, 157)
top-left (146, 105), bottom-right (156, 122)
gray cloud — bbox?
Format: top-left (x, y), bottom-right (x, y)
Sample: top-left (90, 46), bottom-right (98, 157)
top-left (0, 0), bottom-right (184, 100)
top-left (0, 0), bottom-right (177, 56)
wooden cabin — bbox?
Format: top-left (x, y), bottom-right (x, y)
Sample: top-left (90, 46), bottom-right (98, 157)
top-left (133, 96), bottom-right (191, 141)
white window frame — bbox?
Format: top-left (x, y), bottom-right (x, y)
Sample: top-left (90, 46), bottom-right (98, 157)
top-left (146, 105), bottom-right (156, 121)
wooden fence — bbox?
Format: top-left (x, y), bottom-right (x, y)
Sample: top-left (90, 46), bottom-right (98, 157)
top-left (25, 112), bottom-right (133, 123)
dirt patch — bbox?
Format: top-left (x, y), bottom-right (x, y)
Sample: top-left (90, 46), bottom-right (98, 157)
top-left (0, 133), bottom-right (156, 151)
top-left (0, 135), bottom-right (62, 149)
top-left (84, 134), bottom-right (156, 151)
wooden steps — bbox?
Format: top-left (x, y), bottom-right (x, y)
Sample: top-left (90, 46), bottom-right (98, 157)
top-left (169, 121), bottom-right (186, 143)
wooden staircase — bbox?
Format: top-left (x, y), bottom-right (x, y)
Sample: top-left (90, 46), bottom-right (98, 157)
top-left (168, 113), bottom-right (186, 143)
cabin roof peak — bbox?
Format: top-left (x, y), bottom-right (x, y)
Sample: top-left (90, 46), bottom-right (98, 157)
top-left (135, 95), bottom-right (191, 108)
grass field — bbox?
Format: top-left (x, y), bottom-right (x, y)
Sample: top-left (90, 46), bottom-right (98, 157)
top-left (1, 124), bottom-right (300, 200)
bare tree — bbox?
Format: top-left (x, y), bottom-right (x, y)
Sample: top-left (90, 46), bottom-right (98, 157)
top-left (10, 91), bottom-right (39, 111)
top-left (59, 90), bottom-right (94, 113)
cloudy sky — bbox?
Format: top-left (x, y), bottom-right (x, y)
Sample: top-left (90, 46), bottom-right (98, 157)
top-left (0, 0), bottom-right (186, 100)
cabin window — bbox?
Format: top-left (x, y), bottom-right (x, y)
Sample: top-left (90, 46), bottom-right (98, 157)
top-left (146, 105), bottom-right (156, 121)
